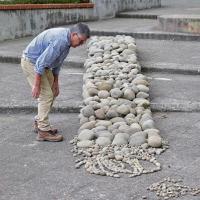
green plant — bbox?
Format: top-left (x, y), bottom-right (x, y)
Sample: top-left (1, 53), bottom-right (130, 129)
top-left (0, 0), bottom-right (90, 4)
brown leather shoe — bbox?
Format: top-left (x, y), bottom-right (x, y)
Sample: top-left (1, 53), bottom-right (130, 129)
top-left (33, 121), bottom-right (58, 134)
top-left (37, 129), bottom-right (63, 142)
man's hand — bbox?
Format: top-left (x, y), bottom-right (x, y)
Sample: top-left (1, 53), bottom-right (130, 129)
top-left (52, 81), bottom-right (59, 97)
top-left (52, 74), bottom-right (59, 97)
top-left (32, 73), bottom-right (41, 98)
top-left (32, 85), bottom-right (41, 98)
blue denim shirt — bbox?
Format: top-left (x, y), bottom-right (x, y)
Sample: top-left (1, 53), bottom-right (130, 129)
top-left (23, 27), bottom-right (71, 75)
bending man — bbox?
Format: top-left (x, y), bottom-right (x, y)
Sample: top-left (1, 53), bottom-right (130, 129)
top-left (21, 23), bottom-right (90, 142)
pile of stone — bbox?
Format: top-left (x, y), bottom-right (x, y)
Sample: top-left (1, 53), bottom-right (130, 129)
top-left (70, 35), bottom-right (168, 177)
top-left (147, 177), bottom-right (200, 199)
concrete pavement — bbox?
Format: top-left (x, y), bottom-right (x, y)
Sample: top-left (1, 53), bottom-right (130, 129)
top-left (0, 112), bottom-right (200, 200)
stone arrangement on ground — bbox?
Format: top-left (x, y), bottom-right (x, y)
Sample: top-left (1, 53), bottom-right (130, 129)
top-left (70, 35), bottom-right (168, 177)
top-left (147, 177), bottom-right (200, 199)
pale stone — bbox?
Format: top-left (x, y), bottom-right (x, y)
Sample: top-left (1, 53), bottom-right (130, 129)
top-left (129, 132), bottom-right (147, 146)
top-left (95, 109), bottom-right (106, 120)
top-left (97, 131), bottom-right (114, 140)
top-left (141, 119), bottom-right (155, 130)
top-left (112, 136), bottom-right (128, 145)
top-left (77, 140), bottom-right (94, 148)
top-left (110, 117), bottom-right (125, 123)
top-left (134, 98), bottom-right (150, 107)
top-left (106, 108), bottom-right (119, 119)
top-left (96, 137), bottom-right (111, 146)
top-left (136, 85), bottom-right (149, 93)
top-left (79, 121), bottom-right (96, 130)
top-left (110, 88), bottom-right (123, 98)
top-left (97, 81), bottom-right (112, 91)
top-left (88, 87), bottom-right (98, 96)
top-left (98, 90), bottom-right (110, 99)
top-left (148, 135), bottom-right (162, 148)
top-left (114, 132), bottom-right (130, 140)
top-left (123, 89), bottom-right (135, 100)
top-left (78, 129), bottom-right (96, 141)
top-left (130, 123), bottom-right (142, 133)
top-left (96, 120), bottom-right (112, 127)
top-left (119, 124), bottom-right (132, 134)
top-left (81, 105), bottom-right (95, 118)
top-left (136, 92), bottom-right (149, 99)
top-left (117, 105), bottom-right (130, 115)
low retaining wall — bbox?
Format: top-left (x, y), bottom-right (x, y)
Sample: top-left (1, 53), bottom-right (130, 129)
top-left (158, 15), bottom-right (200, 34)
top-left (0, 0), bottom-right (161, 41)
top-left (92, 0), bottom-right (161, 19)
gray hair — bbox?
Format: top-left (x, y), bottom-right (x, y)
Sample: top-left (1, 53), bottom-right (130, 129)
top-left (70, 23), bottom-right (90, 38)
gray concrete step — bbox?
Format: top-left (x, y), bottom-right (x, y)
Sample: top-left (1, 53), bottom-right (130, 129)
top-left (146, 71), bottom-right (200, 112)
top-left (1, 62), bottom-right (200, 113)
top-left (0, 112), bottom-right (199, 200)
top-left (0, 63), bottom-right (83, 113)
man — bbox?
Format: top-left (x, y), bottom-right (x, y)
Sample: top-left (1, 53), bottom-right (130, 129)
top-left (21, 23), bottom-right (90, 142)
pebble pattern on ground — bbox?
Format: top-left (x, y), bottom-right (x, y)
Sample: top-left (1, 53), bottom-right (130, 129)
top-left (70, 35), bottom-right (168, 177)
top-left (147, 177), bottom-right (200, 199)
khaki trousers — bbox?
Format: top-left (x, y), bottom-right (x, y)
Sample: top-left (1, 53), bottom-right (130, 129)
top-left (21, 58), bottom-right (55, 131)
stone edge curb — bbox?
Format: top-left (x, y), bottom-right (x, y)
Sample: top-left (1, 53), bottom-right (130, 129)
top-left (116, 13), bottom-right (157, 19)
top-left (2, 103), bottom-right (200, 114)
top-left (91, 30), bottom-right (200, 41)
top-left (1, 56), bottom-right (199, 76)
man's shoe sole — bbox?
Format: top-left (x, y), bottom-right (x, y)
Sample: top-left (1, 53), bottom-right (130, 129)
top-left (36, 136), bottom-right (63, 142)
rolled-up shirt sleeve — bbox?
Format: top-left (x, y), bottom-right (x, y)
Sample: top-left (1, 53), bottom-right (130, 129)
top-left (35, 41), bottom-right (62, 75)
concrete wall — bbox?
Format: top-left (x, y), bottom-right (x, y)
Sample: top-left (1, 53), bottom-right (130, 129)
top-left (0, 8), bottom-right (95, 41)
top-left (0, 0), bottom-right (161, 41)
top-left (92, 0), bottom-right (161, 19)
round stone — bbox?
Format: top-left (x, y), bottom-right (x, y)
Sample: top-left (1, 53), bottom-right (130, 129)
top-left (117, 105), bottom-right (130, 115)
top-left (148, 135), bottom-right (162, 148)
top-left (110, 88), bottom-right (123, 98)
top-left (130, 123), bottom-right (142, 133)
top-left (97, 81), bottom-right (112, 91)
top-left (81, 105), bottom-right (95, 118)
top-left (79, 121), bottom-right (96, 130)
top-left (78, 129), bottom-right (96, 141)
top-left (123, 89), bottom-right (135, 100)
top-left (106, 108), bottom-right (119, 119)
top-left (129, 132), bottom-right (147, 146)
top-left (96, 137), bottom-right (111, 146)
top-left (77, 140), bottom-right (94, 148)
top-left (141, 119), bottom-right (155, 130)
top-left (87, 87), bottom-right (98, 96)
top-left (95, 109), bottom-right (105, 120)
top-left (98, 90), bottom-right (110, 99)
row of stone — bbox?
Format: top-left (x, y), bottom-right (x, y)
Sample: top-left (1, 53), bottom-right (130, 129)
top-left (78, 35), bottom-right (162, 148)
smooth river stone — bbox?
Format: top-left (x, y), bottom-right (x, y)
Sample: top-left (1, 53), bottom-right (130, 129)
top-left (134, 98), bottom-right (150, 107)
top-left (117, 105), bottom-right (130, 115)
top-left (96, 137), bottom-right (111, 146)
top-left (110, 88), bottom-right (123, 98)
top-left (148, 135), bottom-right (162, 148)
top-left (106, 108), bottom-right (119, 119)
top-left (97, 81), bottom-right (113, 91)
top-left (87, 87), bottom-right (98, 96)
top-left (98, 90), bottom-right (110, 99)
top-left (79, 121), bottom-right (96, 130)
top-left (118, 124), bottom-right (132, 134)
top-left (96, 120), bottom-right (112, 127)
top-left (112, 135), bottom-right (128, 145)
top-left (136, 92), bottom-right (149, 99)
top-left (141, 119), bottom-right (155, 130)
top-left (95, 108), bottom-right (106, 120)
top-left (123, 89), bottom-right (135, 100)
top-left (78, 129), bottom-right (96, 141)
top-left (129, 132), bottom-right (147, 146)
top-left (136, 85), bottom-right (149, 93)
top-left (132, 79), bottom-right (149, 86)
top-left (77, 140), bottom-right (94, 148)
top-left (81, 105), bottom-right (95, 118)
top-left (96, 131), bottom-right (114, 140)
top-left (130, 123), bottom-right (142, 133)
top-left (110, 117), bottom-right (125, 123)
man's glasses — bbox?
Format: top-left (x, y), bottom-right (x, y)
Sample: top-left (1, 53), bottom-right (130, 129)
top-left (76, 34), bottom-right (85, 45)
